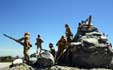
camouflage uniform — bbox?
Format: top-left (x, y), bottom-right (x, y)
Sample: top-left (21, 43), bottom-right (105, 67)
top-left (21, 32), bottom-right (32, 61)
top-left (49, 43), bottom-right (55, 57)
top-left (56, 36), bottom-right (67, 61)
top-left (65, 24), bottom-right (73, 42)
top-left (35, 35), bottom-right (43, 53)
top-left (3, 33), bottom-right (32, 61)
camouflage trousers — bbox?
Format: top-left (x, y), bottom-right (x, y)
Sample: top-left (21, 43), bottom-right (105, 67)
top-left (23, 48), bottom-right (29, 61)
top-left (66, 34), bottom-right (73, 42)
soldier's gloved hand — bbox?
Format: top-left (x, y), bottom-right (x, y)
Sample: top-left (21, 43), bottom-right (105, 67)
top-left (30, 44), bottom-right (32, 47)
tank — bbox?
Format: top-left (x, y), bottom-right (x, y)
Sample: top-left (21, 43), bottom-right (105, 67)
top-left (59, 16), bottom-right (113, 69)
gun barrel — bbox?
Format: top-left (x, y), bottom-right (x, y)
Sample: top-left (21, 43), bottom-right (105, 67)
top-left (3, 34), bottom-right (18, 41)
top-left (88, 15), bottom-right (92, 28)
top-left (3, 34), bottom-right (24, 46)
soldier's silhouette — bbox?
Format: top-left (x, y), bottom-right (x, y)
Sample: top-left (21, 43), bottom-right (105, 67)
top-left (35, 34), bottom-right (43, 54)
top-left (56, 35), bottom-right (67, 62)
top-left (21, 32), bottom-right (32, 61)
top-left (65, 24), bottom-right (73, 42)
top-left (49, 43), bottom-right (55, 57)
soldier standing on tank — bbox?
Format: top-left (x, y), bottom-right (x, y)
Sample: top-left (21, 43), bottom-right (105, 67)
top-left (19, 32), bottom-right (32, 61)
top-left (56, 35), bottom-right (67, 61)
top-left (3, 32), bottom-right (32, 62)
top-left (65, 24), bottom-right (73, 43)
top-left (35, 34), bottom-right (43, 54)
top-left (49, 43), bottom-right (56, 57)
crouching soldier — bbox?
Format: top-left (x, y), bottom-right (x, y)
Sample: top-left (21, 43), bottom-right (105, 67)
top-left (56, 36), bottom-right (67, 62)
top-left (49, 43), bottom-right (56, 57)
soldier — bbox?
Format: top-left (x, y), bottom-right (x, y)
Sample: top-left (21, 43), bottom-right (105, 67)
top-left (65, 24), bottom-right (73, 42)
top-left (56, 35), bottom-right (67, 61)
top-left (23, 32), bottom-right (32, 61)
top-left (35, 34), bottom-right (43, 53)
top-left (3, 33), bottom-right (32, 62)
top-left (49, 43), bottom-right (55, 57)
top-left (17, 32), bottom-right (32, 61)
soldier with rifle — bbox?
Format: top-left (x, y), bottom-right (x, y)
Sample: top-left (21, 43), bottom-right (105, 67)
top-left (3, 32), bottom-right (32, 62)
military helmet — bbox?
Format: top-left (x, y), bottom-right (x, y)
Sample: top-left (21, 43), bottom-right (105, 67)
top-left (38, 34), bottom-right (40, 37)
top-left (49, 43), bottom-right (53, 48)
top-left (24, 32), bottom-right (30, 36)
top-left (61, 35), bottom-right (65, 39)
top-left (65, 24), bottom-right (69, 27)
top-left (24, 32), bottom-right (30, 38)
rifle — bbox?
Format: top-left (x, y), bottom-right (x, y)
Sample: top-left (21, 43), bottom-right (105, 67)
top-left (3, 34), bottom-right (24, 46)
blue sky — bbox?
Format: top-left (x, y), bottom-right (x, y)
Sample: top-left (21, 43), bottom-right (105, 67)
top-left (0, 0), bottom-right (113, 57)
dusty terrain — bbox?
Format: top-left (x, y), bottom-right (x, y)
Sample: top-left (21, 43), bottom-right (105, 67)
top-left (0, 63), bottom-right (11, 69)
top-left (0, 63), bottom-right (112, 70)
